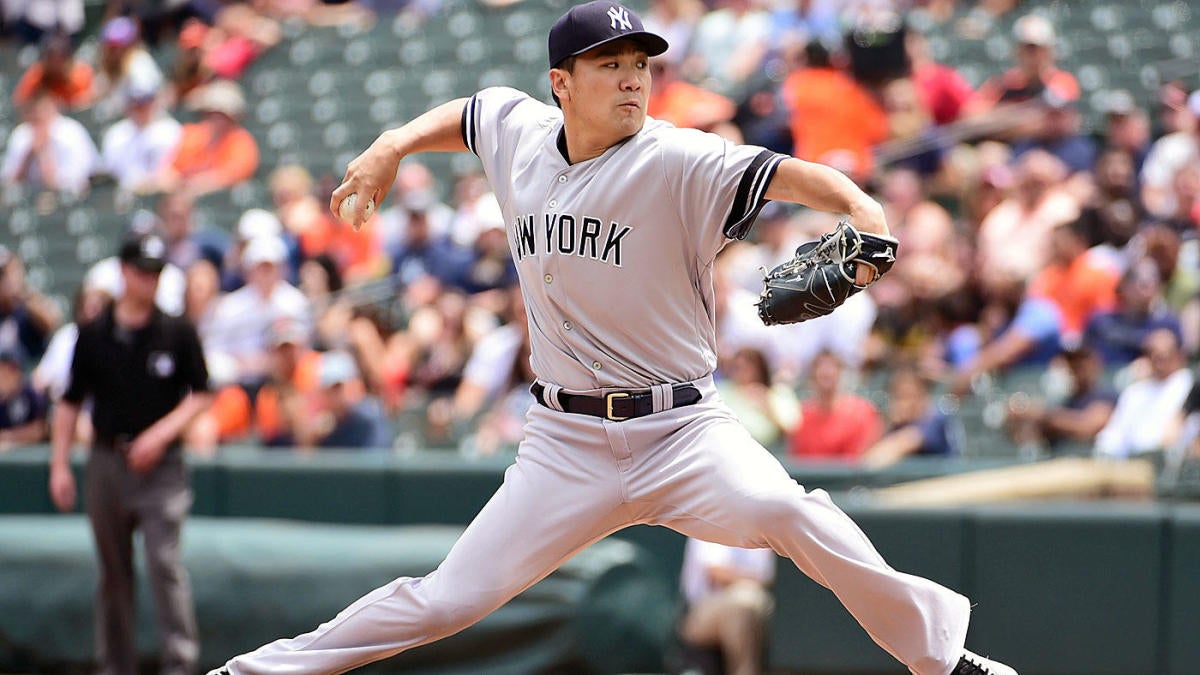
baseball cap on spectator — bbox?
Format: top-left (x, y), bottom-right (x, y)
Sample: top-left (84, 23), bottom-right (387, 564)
top-left (102, 17), bottom-right (139, 47)
top-left (267, 318), bottom-right (309, 348)
top-left (1013, 14), bottom-right (1055, 47)
top-left (1103, 89), bottom-right (1138, 117)
top-left (125, 72), bottom-right (160, 105)
top-left (185, 80), bottom-right (246, 118)
top-left (242, 235), bottom-right (287, 269)
top-left (237, 208), bottom-right (282, 241)
top-left (1189, 90), bottom-right (1200, 117)
top-left (547, 1), bottom-right (669, 68)
top-left (119, 233), bottom-right (168, 273)
top-left (318, 350), bottom-right (358, 388)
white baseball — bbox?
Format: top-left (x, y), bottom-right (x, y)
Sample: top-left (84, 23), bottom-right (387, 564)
top-left (338, 193), bottom-right (375, 224)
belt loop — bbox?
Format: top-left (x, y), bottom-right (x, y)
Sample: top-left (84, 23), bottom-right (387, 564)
top-left (543, 383), bottom-right (565, 412)
top-left (651, 383), bottom-right (673, 413)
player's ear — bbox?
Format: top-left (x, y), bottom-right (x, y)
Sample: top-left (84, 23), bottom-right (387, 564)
top-left (549, 69), bottom-right (569, 103)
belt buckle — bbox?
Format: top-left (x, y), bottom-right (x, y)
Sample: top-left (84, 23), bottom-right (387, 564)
top-left (605, 391), bottom-right (630, 421)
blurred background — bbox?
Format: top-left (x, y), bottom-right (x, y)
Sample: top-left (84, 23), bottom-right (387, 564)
top-left (1, 0), bottom-right (1199, 673)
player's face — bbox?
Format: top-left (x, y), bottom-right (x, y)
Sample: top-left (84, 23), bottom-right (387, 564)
top-left (560, 40), bottom-right (651, 142)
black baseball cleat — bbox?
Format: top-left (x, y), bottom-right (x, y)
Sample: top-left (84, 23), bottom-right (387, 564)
top-left (952, 649), bottom-right (1018, 675)
top-left (204, 669), bottom-right (230, 675)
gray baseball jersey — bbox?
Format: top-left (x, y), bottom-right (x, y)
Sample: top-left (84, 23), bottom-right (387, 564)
top-left (462, 86), bottom-right (786, 390)
top-left (217, 88), bottom-right (973, 675)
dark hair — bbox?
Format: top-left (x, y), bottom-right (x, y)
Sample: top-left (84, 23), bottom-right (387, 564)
top-left (734, 347), bottom-right (772, 387)
top-left (550, 56), bottom-right (577, 109)
top-left (307, 253), bottom-right (343, 293)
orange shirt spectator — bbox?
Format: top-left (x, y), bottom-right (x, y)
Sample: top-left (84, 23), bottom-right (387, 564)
top-left (14, 33), bottom-right (94, 110)
top-left (160, 80), bottom-right (259, 196)
top-left (781, 44), bottom-right (888, 182)
top-left (1027, 253), bottom-right (1119, 340)
top-left (647, 59), bottom-right (736, 131)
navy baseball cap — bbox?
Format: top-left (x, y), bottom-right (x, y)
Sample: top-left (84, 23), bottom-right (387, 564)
top-left (548, 1), bottom-right (669, 68)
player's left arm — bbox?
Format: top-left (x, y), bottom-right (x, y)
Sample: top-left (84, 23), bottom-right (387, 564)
top-left (763, 158), bottom-right (889, 237)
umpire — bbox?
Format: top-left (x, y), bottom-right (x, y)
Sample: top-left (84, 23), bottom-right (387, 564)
top-left (48, 232), bottom-right (213, 675)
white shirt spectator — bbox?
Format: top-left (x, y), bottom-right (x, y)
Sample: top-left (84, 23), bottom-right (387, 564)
top-left (32, 322), bottom-right (78, 400)
top-left (1140, 131), bottom-right (1199, 217)
top-left (680, 538), bottom-right (775, 606)
top-left (1095, 368), bottom-right (1194, 458)
top-left (203, 236), bottom-right (311, 383)
top-left (767, 291), bottom-right (877, 383)
top-left (84, 256), bottom-right (186, 316)
top-left (101, 114), bottom-right (182, 192)
top-left (461, 323), bottom-right (524, 402)
top-left (1, 113), bottom-right (97, 195)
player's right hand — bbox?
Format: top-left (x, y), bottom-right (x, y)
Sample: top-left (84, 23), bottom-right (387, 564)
top-left (49, 463), bottom-right (76, 512)
top-left (331, 129), bottom-right (404, 231)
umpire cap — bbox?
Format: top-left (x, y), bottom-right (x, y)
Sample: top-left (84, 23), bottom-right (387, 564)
top-left (548, 1), bottom-right (668, 68)
top-left (119, 233), bottom-right (168, 274)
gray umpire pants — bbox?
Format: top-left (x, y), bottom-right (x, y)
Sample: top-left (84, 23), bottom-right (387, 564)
top-left (85, 445), bottom-right (199, 675)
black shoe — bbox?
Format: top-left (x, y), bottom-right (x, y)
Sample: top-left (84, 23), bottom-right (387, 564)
top-left (953, 649), bottom-right (1018, 675)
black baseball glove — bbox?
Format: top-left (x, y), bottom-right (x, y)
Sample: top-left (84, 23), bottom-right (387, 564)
top-left (756, 220), bottom-right (898, 326)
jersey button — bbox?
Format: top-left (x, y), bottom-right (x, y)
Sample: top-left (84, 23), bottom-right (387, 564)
top-left (563, 320), bottom-right (573, 331)
top-left (558, 175), bottom-right (567, 183)
top-left (592, 360), bottom-right (602, 370)
top-left (544, 274), bottom-right (553, 283)
top-left (548, 199), bottom-right (558, 208)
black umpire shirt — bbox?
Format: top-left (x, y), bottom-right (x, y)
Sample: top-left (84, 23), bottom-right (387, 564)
top-left (63, 306), bottom-right (209, 445)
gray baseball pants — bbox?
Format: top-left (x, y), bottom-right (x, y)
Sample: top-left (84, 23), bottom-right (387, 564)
top-left (86, 446), bottom-right (199, 675)
top-left (222, 376), bottom-right (970, 675)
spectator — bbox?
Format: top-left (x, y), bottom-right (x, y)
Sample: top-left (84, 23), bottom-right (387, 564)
top-left (182, 258), bottom-right (221, 341)
top-left (1011, 91), bottom-right (1097, 176)
top-left (92, 16), bottom-right (164, 121)
top-left (641, 0), bottom-right (705, 66)
top-left (947, 275), bottom-right (1063, 395)
top-left (156, 192), bottom-right (228, 272)
top-left (1, 93), bottom-right (98, 197)
top-left (675, 537), bottom-right (775, 675)
top-left (1139, 225), bottom-right (1200, 355)
top-left (687, 0), bottom-right (771, 100)
top-left (390, 199), bottom-right (473, 296)
top-left (379, 161), bottom-right (456, 251)
top-left (975, 150), bottom-right (1079, 287)
top-left (166, 19), bottom-right (212, 106)
top-left (788, 350), bottom-right (882, 461)
top-left (99, 78), bottom-right (181, 195)
top-left (1141, 90), bottom-right (1199, 218)
top-left (13, 31), bottom-right (95, 109)
top-left (6, 0), bottom-right (85, 43)
top-left (717, 346), bottom-right (799, 449)
top-left (1025, 219), bottom-right (1120, 343)
top-left (246, 317), bottom-right (323, 448)
top-left (1083, 260), bottom-right (1182, 367)
top-left (1075, 147), bottom-right (1144, 272)
top-left (0, 350), bottom-right (49, 451)
top-left (862, 365), bottom-right (961, 468)
top-left (647, 57), bottom-right (736, 132)
top-left (312, 350), bottom-right (392, 450)
top-left (204, 235), bottom-right (312, 388)
top-left (1100, 89), bottom-right (1151, 175)
top-left (905, 30), bottom-right (973, 126)
top-left (221, 208), bottom-right (298, 292)
top-left (1095, 328), bottom-right (1194, 459)
top-left (1157, 164), bottom-right (1200, 237)
top-left (1004, 344), bottom-right (1116, 456)
top-left (155, 79), bottom-right (259, 198)
top-left (967, 14), bottom-right (1079, 114)
top-left (0, 246), bottom-right (60, 368)
top-left (270, 164), bottom-right (337, 260)
top-left (780, 40), bottom-right (889, 184)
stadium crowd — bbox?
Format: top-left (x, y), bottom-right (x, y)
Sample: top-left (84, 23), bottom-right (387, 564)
top-left (1, 0), bottom-right (1199, 470)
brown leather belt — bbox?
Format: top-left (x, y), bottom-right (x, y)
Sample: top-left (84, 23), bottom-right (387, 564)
top-left (530, 382), bottom-right (701, 421)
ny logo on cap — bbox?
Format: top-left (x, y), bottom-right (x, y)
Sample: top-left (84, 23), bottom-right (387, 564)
top-left (607, 5), bottom-right (632, 30)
